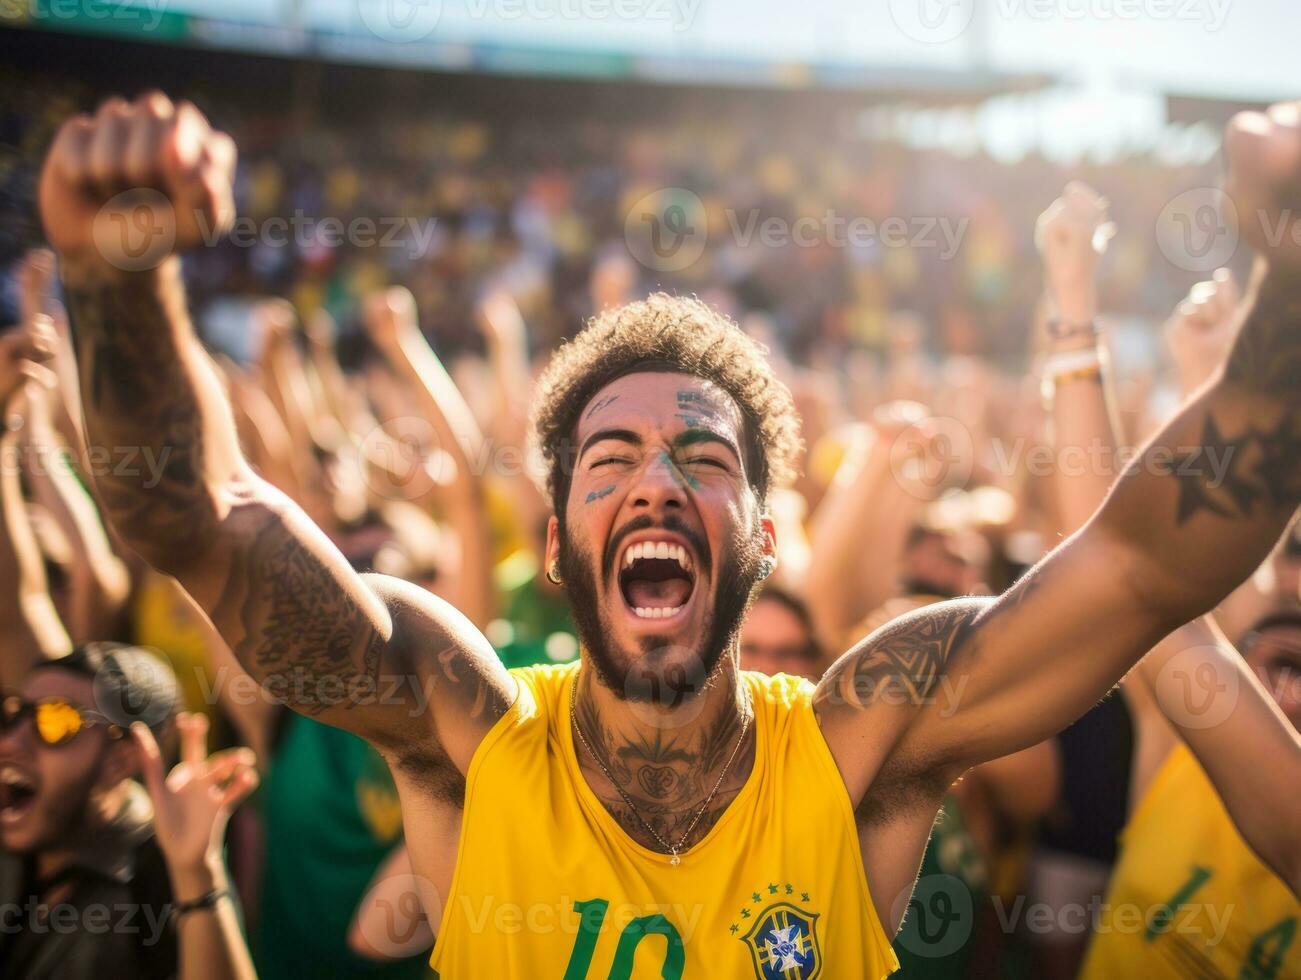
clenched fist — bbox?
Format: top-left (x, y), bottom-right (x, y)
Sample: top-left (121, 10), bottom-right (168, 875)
top-left (1224, 101), bottom-right (1301, 266)
top-left (38, 92), bottom-right (236, 274)
top-left (1035, 181), bottom-right (1115, 322)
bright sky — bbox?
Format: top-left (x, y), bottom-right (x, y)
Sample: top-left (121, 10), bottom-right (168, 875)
top-left (157, 0), bottom-right (1296, 101)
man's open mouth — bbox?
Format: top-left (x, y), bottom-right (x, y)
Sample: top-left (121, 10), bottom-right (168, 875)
top-left (0, 764), bottom-right (37, 824)
top-left (618, 539), bottom-right (697, 620)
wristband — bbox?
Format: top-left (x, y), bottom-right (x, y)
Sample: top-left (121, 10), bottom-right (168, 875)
top-left (172, 887), bottom-right (229, 921)
top-left (1040, 347), bottom-right (1104, 402)
top-left (1046, 317), bottom-right (1100, 342)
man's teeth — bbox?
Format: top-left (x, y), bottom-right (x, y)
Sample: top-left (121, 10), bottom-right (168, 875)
top-left (633, 605), bottom-right (685, 619)
top-left (0, 765), bottom-right (31, 791)
top-left (622, 541), bottom-right (692, 571)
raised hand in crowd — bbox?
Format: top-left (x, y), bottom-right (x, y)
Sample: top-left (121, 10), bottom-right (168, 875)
top-left (133, 712), bottom-right (260, 980)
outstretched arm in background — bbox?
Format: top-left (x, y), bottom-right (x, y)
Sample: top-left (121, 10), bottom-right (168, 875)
top-left (805, 404), bottom-right (936, 651)
top-left (0, 385), bottom-right (72, 689)
top-left (38, 94), bottom-right (513, 773)
top-left (363, 288), bottom-right (495, 628)
top-left (817, 104), bottom-right (1301, 807)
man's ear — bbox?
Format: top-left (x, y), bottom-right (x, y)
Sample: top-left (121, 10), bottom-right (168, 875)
top-left (544, 515), bottom-right (561, 578)
top-left (761, 514), bottom-right (778, 566)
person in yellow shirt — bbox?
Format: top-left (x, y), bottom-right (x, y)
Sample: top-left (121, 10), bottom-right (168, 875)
top-left (1080, 611), bottom-right (1301, 979)
top-left (39, 94), bottom-right (1301, 978)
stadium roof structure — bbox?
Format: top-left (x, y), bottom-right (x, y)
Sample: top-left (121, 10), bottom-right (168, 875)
top-left (5, 4), bottom-right (1051, 102)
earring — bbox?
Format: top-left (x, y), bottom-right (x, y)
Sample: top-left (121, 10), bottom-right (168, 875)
top-left (546, 561), bottom-right (563, 586)
top-left (758, 557), bottom-right (776, 581)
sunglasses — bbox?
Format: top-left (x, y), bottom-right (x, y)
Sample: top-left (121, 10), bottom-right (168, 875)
top-left (0, 695), bottom-right (124, 748)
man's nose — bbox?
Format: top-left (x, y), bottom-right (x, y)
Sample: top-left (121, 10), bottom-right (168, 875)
top-left (629, 451), bottom-right (688, 512)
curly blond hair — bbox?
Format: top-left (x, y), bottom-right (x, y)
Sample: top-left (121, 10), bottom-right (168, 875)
top-left (530, 293), bottom-right (801, 514)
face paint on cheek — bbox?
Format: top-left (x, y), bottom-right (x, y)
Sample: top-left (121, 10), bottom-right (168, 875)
top-left (585, 485), bottom-right (616, 504)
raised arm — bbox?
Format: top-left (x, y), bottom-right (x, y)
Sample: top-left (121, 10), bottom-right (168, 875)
top-left (817, 106), bottom-right (1301, 796)
top-left (1134, 617), bottom-right (1301, 895)
top-left (363, 288), bottom-right (495, 628)
top-left (1031, 185), bottom-right (1301, 893)
top-left (0, 386), bottom-right (72, 687)
top-left (37, 93), bottom-right (512, 769)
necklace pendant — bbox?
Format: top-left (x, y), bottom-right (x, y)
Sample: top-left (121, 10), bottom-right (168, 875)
top-left (669, 853), bottom-right (681, 867)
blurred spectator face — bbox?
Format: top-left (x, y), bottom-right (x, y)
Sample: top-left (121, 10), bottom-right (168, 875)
top-left (903, 529), bottom-right (973, 599)
top-left (1243, 621), bottom-right (1301, 729)
top-left (551, 372), bottom-right (770, 703)
top-left (0, 670), bottom-right (127, 854)
top-left (740, 593), bottom-right (819, 679)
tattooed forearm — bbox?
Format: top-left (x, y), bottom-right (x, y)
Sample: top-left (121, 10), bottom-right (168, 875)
top-left (63, 265), bottom-right (217, 560)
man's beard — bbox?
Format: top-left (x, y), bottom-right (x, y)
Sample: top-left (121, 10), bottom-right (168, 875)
top-left (557, 513), bottom-right (767, 704)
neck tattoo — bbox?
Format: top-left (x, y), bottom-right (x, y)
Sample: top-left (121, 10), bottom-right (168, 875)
top-left (569, 674), bottom-right (752, 866)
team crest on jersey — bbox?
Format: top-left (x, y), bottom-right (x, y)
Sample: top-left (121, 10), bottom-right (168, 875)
top-left (737, 897), bottom-right (822, 980)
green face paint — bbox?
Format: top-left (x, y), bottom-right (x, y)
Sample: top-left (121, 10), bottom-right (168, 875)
top-left (585, 484), bottom-right (616, 504)
top-left (661, 450), bottom-right (700, 491)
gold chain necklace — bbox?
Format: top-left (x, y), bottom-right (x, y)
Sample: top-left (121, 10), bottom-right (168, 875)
top-left (569, 675), bottom-right (751, 867)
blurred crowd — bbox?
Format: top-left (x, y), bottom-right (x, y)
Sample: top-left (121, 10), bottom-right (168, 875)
top-left (0, 45), bottom-right (1298, 980)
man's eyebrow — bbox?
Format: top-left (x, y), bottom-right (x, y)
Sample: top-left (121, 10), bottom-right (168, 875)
top-left (579, 428), bottom-right (643, 461)
top-left (674, 427), bottom-right (740, 459)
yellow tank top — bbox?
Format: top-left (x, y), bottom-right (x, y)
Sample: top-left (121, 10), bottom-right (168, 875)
top-left (1081, 744), bottom-right (1300, 979)
top-left (430, 662), bottom-right (899, 979)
